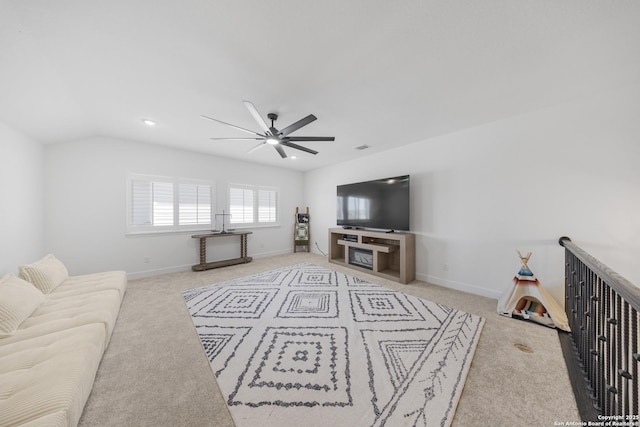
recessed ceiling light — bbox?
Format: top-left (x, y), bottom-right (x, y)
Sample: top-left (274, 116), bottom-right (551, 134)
top-left (142, 119), bottom-right (156, 126)
top-left (291, 156), bottom-right (297, 160)
top-left (354, 144), bottom-right (370, 150)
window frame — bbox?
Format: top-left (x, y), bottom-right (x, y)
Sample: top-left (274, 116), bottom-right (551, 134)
top-left (126, 173), bottom-right (215, 235)
top-left (227, 183), bottom-right (280, 229)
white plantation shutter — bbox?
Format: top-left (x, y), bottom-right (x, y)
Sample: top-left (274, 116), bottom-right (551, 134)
top-left (229, 187), bottom-right (254, 224)
top-left (258, 189), bottom-right (277, 223)
top-left (152, 182), bottom-right (174, 226)
top-left (228, 184), bottom-right (279, 227)
top-left (127, 174), bottom-right (214, 234)
top-left (131, 179), bottom-right (153, 226)
top-left (130, 179), bottom-right (173, 227)
top-left (179, 183), bottom-right (211, 226)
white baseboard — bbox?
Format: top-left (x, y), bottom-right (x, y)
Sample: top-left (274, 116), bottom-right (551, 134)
top-left (255, 248), bottom-right (294, 258)
top-left (125, 251), bottom-right (501, 302)
top-left (417, 272), bottom-right (501, 300)
top-left (126, 248), bottom-right (294, 280)
top-left (127, 264), bottom-right (192, 280)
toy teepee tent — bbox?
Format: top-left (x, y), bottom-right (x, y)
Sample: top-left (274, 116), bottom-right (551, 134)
top-left (497, 251), bottom-right (570, 332)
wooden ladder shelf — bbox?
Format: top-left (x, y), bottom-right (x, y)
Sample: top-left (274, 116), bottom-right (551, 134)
top-left (294, 207), bottom-right (310, 253)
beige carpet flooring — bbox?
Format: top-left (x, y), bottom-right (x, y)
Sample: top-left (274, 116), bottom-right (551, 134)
top-left (78, 253), bottom-right (580, 427)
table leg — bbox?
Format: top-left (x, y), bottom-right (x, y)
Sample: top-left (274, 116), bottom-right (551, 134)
top-left (241, 235), bottom-right (247, 258)
top-left (199, 237), bottom-right (207, 266)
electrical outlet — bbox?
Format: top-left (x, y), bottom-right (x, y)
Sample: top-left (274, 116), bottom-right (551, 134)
top-left (144, 256), bottom-right (150, 264)
top-left (443, 263), bottom-right (449, 272)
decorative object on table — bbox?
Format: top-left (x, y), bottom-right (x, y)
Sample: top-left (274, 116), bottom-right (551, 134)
top-left (202, 100), bottom-right (335, 159)
top-left (293, 206), bottom-right (310, 253)
top-left (214, 210), bottom-right (232, 234)
top-left (497, 250), bottom-right (570, 331)
top-left (182, 263), bottom-right (484, 427)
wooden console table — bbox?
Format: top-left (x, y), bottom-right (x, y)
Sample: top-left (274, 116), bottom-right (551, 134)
top-left (191, 231), bottom-right (252, 271)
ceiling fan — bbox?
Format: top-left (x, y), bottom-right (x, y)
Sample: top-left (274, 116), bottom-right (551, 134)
top-left (202, 101), bottom-right (335, 158)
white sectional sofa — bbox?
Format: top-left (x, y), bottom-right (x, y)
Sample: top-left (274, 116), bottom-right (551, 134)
top-left (0, 255), bottom-right (127, 427)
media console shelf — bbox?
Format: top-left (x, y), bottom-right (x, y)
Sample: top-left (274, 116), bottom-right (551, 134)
top-left (328, 228), bottom-right (415, 284)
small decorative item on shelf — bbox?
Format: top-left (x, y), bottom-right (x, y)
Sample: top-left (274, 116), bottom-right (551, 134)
top-left (214, 210), bottom-right (233, 234)
top-left (294, 207), bottom-right (310, 253)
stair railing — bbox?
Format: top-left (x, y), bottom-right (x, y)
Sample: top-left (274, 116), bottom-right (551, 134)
top-left (559, 236), bottom-right (640, 418)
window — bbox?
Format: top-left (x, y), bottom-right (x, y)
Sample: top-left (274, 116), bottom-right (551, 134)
top-left (258, 188), bottom-right (278, 223)
top-left (228, 184), bottom-right (279, 228)
top-left (178, 183), bottom-right (212, 226)
top-left (229, 186), bottom-right (254, 224)
top-left (127, 174), bottom-right (214, 234)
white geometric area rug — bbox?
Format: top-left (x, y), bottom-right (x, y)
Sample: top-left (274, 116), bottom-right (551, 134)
top-left (182, 263), bottom-right (484, 427)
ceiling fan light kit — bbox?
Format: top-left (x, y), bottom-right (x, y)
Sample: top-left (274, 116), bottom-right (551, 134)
top-left (202, 101), bottom-right (335, 159)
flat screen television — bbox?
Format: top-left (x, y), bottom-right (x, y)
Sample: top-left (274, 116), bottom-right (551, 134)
top-left (336, 175), bottom-right (410, 231)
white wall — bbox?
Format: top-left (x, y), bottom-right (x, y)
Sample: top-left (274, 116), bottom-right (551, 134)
top-left (44, 137), bottom-right (304, 277)
top-left (305, 82), bottom-right (640, 303)
top-left (0, 121), bottom-right (44, 275)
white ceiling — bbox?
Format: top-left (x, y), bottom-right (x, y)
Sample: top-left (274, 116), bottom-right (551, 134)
top-left (1, 0), bottom-right (639, 171)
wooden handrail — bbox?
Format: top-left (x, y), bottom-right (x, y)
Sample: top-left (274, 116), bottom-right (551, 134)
top-left (559, 236), bottom-right (640, 312)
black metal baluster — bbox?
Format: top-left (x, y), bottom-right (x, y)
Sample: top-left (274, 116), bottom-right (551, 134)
top-left (622, 301), bottom-right (630, 415)
top-left (567, 254), bottom-right (575, 334)
top-left (577, 262), bottom-right (585, 375)
top-left (597, 276), bottom-right (605, 413)
top-left (605, 283), bottom-right (613, 414)
top-left (630, 308), bottom-right (640, 415)
top-left (592, 274), bottom-right (598, 405)
top-left (582, 267), bottom-right (588, 378)
top-left (615, 293), bottom-right (622, 414)
top-left (608, 284), bottom-right (618, 415)
top-left (588, 269), bottom-right (596, 404)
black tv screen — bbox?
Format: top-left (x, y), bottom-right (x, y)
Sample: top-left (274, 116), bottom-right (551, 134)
top-left (336, 175), bottom-right (410, 231)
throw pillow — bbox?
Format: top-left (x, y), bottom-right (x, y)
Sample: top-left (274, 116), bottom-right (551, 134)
top-left (0, 274), bottom-right (46, 337)
top-left (19, 254), bottom-right (69, 294)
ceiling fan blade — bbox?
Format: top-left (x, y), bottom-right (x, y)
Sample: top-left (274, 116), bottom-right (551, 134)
top-left (274, 144), bottom-right (287, 158)
top-left (201, 115), bottom-right (262, 136)
top-left (243, 101), bottom-right (272, 135)
top-left (285, 136), bottom-right (335, 142)
top-left (279, 114), bottom-right (317, 137)
top-left (281, 141), bottom-right (318, 155)
top-left (210, 137), bottom-right (263, 141)
top-left (248, 142), bottom-right (266, 153)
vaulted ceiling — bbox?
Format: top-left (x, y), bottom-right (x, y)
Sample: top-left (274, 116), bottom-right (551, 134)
top-left (1, 0), bottom-right (639, 171)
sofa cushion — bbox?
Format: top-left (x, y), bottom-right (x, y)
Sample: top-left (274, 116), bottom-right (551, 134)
top-left (52, 270), bottom-right (128, 302)
top-left (0, 271), bottom-right (127, 348)
top-left (0, 323), bottom-right (106, 427)
top-left (19, 254), bottom-right (69, 294)
top-left (0, 274), bottom-right (45, 338)
top-left (0, 289), bottom-right (123, 348)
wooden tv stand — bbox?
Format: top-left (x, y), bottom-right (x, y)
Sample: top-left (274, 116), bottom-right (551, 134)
top-left (328, 228), bottom-right (415, 284)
